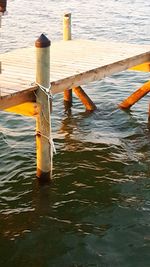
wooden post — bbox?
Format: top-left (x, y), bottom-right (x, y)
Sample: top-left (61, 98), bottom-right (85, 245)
top-left (0, 13), bottom-right (2, 28)
top-left (63, 13), bottom-right (71, 41)
top-left (73, 86), bottom-right (97, 111)
top-left (63, 13), bottom-right (72, 111)
top-left (0, 0), bottom-right (7, 73)
top-left (119, 81), bottom-right (150, 109)
top-left (35, 34), bottom-right (52, 183)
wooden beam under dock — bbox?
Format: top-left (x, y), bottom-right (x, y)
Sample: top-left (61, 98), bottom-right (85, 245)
top-left (119, 80), bottom-right (150, 109)
top-left (129, 61), bottom-right (150, 72)
top-left (0, 87), bottom-right (36, 110)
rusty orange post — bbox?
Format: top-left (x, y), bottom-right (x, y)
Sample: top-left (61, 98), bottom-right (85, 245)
top-left (64, 89), bottom-right (72, 112)
top-left (73, 86), bottom-right (97, 111)
top-left (119, 81), bottom-right (150, 109)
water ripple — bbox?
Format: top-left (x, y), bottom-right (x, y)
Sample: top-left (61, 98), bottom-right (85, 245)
top-left (1, 0), bottom-right (150, 266)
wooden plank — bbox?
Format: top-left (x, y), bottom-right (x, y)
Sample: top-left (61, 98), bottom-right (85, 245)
top-left (0, 39), bottom-right (149, 107)
top-left (0, 52), bottom-right (149, 109)
top-left (50, 52), bottom-right (150, 94)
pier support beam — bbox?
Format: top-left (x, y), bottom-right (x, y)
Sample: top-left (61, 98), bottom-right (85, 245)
top-left (119, 81), bottom-right (150, 109)
top-left (64, 89), bottom-right (72, 112)
top-left (73, 86), bottom-right (97, 111)
top-left (63, 13), bottom-right (72, 111)
top-left (35, 34), bottom-right (52, 183)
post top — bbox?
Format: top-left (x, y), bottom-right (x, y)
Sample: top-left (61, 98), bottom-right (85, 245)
top-left (64, 13), bottom-right (71, 18)
top-left (35, 34), bottom-right (51, 48)
top-left (0, 0), bottom-right (7, 13)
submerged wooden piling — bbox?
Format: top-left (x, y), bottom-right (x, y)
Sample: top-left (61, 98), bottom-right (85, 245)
top-left (63, 13), bottom-right (72, 111)
top-left (63, 13), bottom-right (97, 112)
top-left (35, 34), bottom-right (52, 182)
top-left (73, 86), bottom-right (97, 111)
top-left (119, 80), bottom-right (150, 109)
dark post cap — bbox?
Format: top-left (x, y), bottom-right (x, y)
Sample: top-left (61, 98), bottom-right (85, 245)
top-left (35, 34), bottom-right (51, 48)
top-left (64, 13), bottom-right (71, 18)
top-left (0, 0), bottom-right (7, 13)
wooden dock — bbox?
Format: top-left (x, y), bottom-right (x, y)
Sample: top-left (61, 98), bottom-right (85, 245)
top-left (0, 39), bottom-right (150, 102)
top-left (0, 38), bottom-right (150, 182)
top-left (0, 12), bottom-right (150, 183)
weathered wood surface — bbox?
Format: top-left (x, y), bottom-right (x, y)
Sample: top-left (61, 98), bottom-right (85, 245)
top-left (0, 39), bottom-right (150, 109)
top-left (63, 13), bottom-right (73, 111)
top-left (35, 34), bottom-right (52, 182)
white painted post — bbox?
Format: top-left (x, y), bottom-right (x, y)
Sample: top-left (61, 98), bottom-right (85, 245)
top-left (35, 34), bottom-right (52, 183)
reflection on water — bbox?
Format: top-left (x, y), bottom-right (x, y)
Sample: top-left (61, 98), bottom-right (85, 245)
top-left (1, 0), bottom-right (150, 266)
top-left (1, 80), bottom-right (150, 266)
